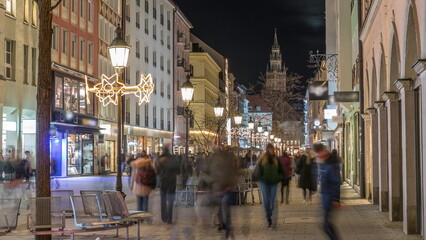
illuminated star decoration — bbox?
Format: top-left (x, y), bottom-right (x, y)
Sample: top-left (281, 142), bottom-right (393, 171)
top-left (132, 74), bottom-right (155, 105)
top-left (85, 74), bottom-right (125, 106)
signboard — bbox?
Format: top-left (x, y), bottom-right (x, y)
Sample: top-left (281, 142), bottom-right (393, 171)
top-left (334, 91), bottom-right (359, 102)
top-left (308, 81), bottom-right (329, 101)
top-left (324, 109), bottom-right (337, 120)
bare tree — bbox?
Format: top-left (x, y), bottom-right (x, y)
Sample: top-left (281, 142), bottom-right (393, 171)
top-left (36, 1), bottom-right (62, 239)
top-left (190, 114), bottom-right (228, 153)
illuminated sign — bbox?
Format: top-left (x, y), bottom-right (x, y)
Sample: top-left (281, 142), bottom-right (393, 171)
top-left (324, 109), bottom-right (337, 120)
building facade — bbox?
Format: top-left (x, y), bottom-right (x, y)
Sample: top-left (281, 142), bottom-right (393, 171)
top-left (360, 0), bottom-right (426, 236)
top-left (171, 4), bottom-right (192, 155)
top-left (247, 95), bottom-right (273, 150)
top-left (264, 29), bottom-right (287, 92)
top-left (0, 0), bottom-right (39, 169)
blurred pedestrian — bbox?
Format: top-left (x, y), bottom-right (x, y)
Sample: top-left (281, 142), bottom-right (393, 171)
top-left (313, 143), bottom-right (341, 240)
top-left (279, 151), bottom-right (293, 204)
top-left (131, 151), bottom-right (156, 212)
top-left (253, 143), bottom-right (284, 227)
top-left (50, 158), bottom-right (60, 189)
top-left (0, 152), bottom-right (5, 181)
top-left (157, 146), bottom-right (180, 224)
top-left (296, 148), bottom-right (317, 205)
top-left (200, 145), bottom-right (237, 239)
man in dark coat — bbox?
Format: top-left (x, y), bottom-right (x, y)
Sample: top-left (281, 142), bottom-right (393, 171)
top-left (156, 146), bottom-right (180, 224)
top-left (313, 143), bottom-right (341, 240)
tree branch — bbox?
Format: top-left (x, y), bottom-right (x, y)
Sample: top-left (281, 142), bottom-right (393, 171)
top-left (51, 0), bottom-right (63, 11)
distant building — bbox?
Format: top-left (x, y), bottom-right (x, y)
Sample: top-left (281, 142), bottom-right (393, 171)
top-left (264, 29), bottom-right (287, 92)
top-left (247, 95), bottom-right (273, 150)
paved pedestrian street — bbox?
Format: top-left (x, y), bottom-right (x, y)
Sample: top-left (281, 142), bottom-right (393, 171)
top-left (0, 176), bottom-right (422, 240)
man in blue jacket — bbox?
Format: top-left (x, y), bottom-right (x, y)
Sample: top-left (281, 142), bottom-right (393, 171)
top-left (313, 143), bottom-right (341, 240)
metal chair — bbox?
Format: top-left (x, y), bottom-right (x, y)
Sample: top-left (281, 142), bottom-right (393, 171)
top-left (102, 192), bottom-right (153, 240)
top-left (27, 197), bottom-right (66, 231)
top-left (70, 194), bottom-right (118, 228)
top-left (51, 190), bottom-right (74, 215)
top-left (79, 190), bottom-right (106, 215)
top-left (0, 198), bottom-right (21, 232)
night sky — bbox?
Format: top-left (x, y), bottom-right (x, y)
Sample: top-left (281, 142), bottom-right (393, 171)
top-left (174, 0), bottom-right (325, 88)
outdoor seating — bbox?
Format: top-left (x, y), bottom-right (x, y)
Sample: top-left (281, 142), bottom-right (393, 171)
top-left (0, 198), bottom-right (21, 232)
top-left (79, 190), bottom-right (106, 215)
top-left (27, 196), bottom-right (66, 231)
top-left (51, 190), bottom-right (74, 215)
top-left (236, 176), bottom-right (253, 206)
top-left (178, 176), bottom-right (200, 207)
top-left (102, 192), bottom-right (153, 240)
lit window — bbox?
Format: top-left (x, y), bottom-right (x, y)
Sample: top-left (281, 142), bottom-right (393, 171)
top-left (6, 0), bottom-right (13, 14)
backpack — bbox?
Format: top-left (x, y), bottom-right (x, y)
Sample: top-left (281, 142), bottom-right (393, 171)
top-left (135, 166), bottom-right (156, 188)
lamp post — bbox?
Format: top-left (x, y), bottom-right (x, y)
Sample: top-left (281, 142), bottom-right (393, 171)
top-left (214, 98), bottom-right (225, 146)
top-left (108, 27), bottom-right (130, 198)
top-left (181, 74), bottom-right (194, 165)
top-left (248, 117), bottom-right (254, 165)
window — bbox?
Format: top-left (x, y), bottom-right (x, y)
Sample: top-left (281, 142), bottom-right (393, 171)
top-left (144, 104), bottom-right (149, 126)
top-left (80, 38), bottom-right (85, 61)
top-left (88, 42), bottom-right (93, 64)
top-left (160, 81), bottom-right (164, 97)
top-left (160, 108), bottom-right (164, 129)
top-left (167, 35), bottom-right (170, 49)
top-left (88, 0), bottom-right (93, 22)
top-left (153, 24), bottom-right (156, 39)
top-left (136, 70), bottom-right (140, 84)
top-left (167, 110), bottom-right (171, 131)
top-left (6, 0), bottom-right (13, 15)
top-left (126, 4), bottom-right (130, 21)
top-left (160, 30), bottom-right (164, 45)
top-left (160, 55), bottom-right (164, 70)
top-left (136, 12), bottom-right (140, 28)
top-left (144, 18), bottom-right (149, 34)
top-left (153, 51), bottom-right (157, 67)
top-left (125, 98), bottom-right (130, 124)
top-left (145, 0), bottom-right (149, 13)
top-left (136, 105), bottom-right (140, 125)
top-left (24, 0), bottom-right (29, 22)
top-left (71, 34), bottom-right (77, 58)
top-left (136, 0), bottom-right (140, 6)
top-left (71, 0), bottom-right (76, 13)
top-left (80, 0), bottom-right (85, 18)
top-left (52, 25), bottom-right (58, 50)
top-left (32, 0), bottom-right (38, 26)
top-left (31, 48), bottom-right (36, 85)
top-left (62, 29), bottom-right (68, 54)
top-left (135, 41), bottom-right (140, 58)
top-left (31, 48), bottom-right (37, 86)
top-left (160, 4), bottom-right (163, 25)
top-left (24, 45), bottom-right (29, 84)
top-left (64, 77), bottom-right (78, 112)
top-left (55, 76), bottom-right (63, 108)
top-left (153, 106), bottom-right (157, 128)
top-left (153, 78), bottom-right (157, 94)
top-left (144, 46), bottom-right (149, 62)
top-left (153, 0), bottom-right (157, 19)
top-left (125, 67), bottom-right (130, 84)
top-left (4, 40), bottom-right (14, 80)
top-left (167, 11), bottom-right (170, 30)
top-left (62, 0), bottom-right (68, 8)
top-left (167, 59), bottom-right (170, 74)
top-left (167, 84), bottom-right (170, 99)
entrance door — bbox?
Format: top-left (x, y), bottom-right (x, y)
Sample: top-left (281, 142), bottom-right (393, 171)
top-left (67, 134), bottom-right (94, 175)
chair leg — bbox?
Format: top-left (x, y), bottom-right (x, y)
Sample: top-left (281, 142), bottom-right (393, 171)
top-left (137, 220), bottom-right (141, 240)
top-left (115, 227), bottom-right (119, 237)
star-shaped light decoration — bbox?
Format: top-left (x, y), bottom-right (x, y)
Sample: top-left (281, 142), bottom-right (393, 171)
top-left (134, 74), bottom-right (155, 105)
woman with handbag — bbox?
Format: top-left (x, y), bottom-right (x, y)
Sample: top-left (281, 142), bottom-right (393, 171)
top-left (253, 144), bottom-right (284, 227)
top-left (131, 151), bottom-right (157, 212)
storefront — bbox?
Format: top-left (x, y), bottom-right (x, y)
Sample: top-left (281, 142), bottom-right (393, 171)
top-left (98, 121), bottom-right (117, 174)
top-left (125, 126), bottom-right (172, 157)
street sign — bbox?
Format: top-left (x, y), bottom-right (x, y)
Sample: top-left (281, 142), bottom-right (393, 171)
top-left (334, 91), bottom-right (359, 102)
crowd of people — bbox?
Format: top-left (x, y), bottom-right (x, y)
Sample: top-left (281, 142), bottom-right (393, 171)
top-left (0, 151), bottom-right (34, 187)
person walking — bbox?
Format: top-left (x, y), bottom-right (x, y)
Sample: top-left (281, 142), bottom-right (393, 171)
top-left (200, 146), bottom-right (237, 239)
top-left (296, 148), bottom-right (317, 205)
top-left (156, 146), bottom-right (180, 224)
top-left (313, 143), bottom-right (341, 240)
top-left (254, 144), bottom-right (284, 227)
top-left (279, 151), bottom-right (293, 204)
top-left (131, 152), bottom-right (156, 212)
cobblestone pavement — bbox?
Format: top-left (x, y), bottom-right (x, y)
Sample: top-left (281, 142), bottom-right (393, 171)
top-left (0, 176), bottom-right (423, 240)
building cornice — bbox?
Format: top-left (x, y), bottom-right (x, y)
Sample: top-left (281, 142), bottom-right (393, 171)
top-left (382, 92), bottom-right (398, 102)
top-left (51, 62), bottom-right (97, 82)
top-left (413, 59), bottom-right (426, 75)
top-left (190, 53), bottom-right (222, 72)
top-left (360, 0), bottom-right (382, 43)
top-left (394, 79), bottom-right (413, 91)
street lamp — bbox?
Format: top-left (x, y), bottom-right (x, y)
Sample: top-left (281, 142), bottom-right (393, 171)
top-left (108, 27), bottom-right (130, 72)
top-left (181, 74), bottom-right (194, 165)
top-left (234, 114), bottom-right (242, 125)
top-left (270, 134), bottom-right (274, 140)
top-left (257, 122), bottom-right (263, 133)
top-left (214, 98), bottom-right (225, 117)
top-left (248, 117), bottom-right (254, 130)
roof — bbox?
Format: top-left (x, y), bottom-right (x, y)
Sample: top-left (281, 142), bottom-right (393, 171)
top-left (247, 95), bottom-right (272, 112)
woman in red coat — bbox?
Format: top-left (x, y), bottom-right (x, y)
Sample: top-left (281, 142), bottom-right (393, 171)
top-left (279, 151), bottom-right (293, 204)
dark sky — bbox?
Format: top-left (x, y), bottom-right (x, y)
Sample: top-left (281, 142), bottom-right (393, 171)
top-left (174, 0), bottom-right (325, 88)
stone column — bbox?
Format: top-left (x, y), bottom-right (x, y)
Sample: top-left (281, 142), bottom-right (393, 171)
top-left (395, 79), bottom-right (418, 234)
top-left (361, 113), bottom-right (372, 200)
top-left (414, 59), bottom-right (426, 236)
top-left (366, 108), bottom-right (379, 204)
top-left (382, 92), bottom-right (402, 221)
top-left (374, 101), bottom-right (388, 212)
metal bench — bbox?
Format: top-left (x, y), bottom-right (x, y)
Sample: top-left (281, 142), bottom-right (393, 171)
top-left (79, 190), bottom-right (106, 215)
top-left (27, 196), bottom-right (66, 232)
top-left (51, 190), bottom-right (74, 216)
top-left (0, 198), bottom-right (21, 232)
top-left (102, 192), bottom-right (154, 240)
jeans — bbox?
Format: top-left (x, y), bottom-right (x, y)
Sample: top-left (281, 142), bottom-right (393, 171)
top-left (260, 181), bottom-right (278, 220)
top-left (323, 206), bottom-right (338, 240)
top-left (160, 188), bottom-right (176, 223)
top-left (136, 195), bottom-right (149, 212)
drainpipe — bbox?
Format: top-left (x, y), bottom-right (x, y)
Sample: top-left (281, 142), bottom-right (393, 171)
top-left (358, 0), bottom-right (366, 198)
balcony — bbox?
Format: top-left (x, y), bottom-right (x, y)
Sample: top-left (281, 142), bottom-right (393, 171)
top-left (177, 58), bottom-right (185, 68)
top-left (184, 42), bottom-right (191, 51)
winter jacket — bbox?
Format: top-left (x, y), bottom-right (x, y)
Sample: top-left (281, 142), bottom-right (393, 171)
top-left (297, 155), bottom-right (318, 190)
top-left (319, 155), bottom-right (341, 210)
top-left (131, 157), bottom-right (156, 197)
top-left (200, 149), bottom-right (237, 193)
top-left (258, 153), bottom-right (284, 185)
top-left (157, 153), bottom-right (180, 191)
top-left (279, 155), bottom-right (293, 177)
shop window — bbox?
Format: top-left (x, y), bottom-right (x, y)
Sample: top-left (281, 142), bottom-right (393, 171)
top-left (79, 82), bottom-right (86, 114)
top-left (64, 77), bottom-right (78, 112)
top-left (55, 76), bottom-right (63, 108)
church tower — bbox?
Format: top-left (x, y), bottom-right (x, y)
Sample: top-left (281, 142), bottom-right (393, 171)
top-left (265, 29), bottom-right (287, 91)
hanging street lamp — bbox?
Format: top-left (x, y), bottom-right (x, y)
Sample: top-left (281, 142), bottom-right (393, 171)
top-left (181, 74), bottom-right (194, 163)
top-left (214, 98), bottom-right (225, 117)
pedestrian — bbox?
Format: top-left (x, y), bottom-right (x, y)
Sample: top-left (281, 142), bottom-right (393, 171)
top-left (156, 145), bottom-right (180, 224)
top-left (200, 145), bottom-right (237, 239)
top-left (131, 151), bottom-right (156, 212)
top-left (253, 143), bottom-right (285, 227)
top-left (313, 143), bottom-right (341, 240)
top-left (331, 149), bottom-right (343, 183)
top-left (50, 158), bottom-right (60, 189)
top-left (0, 152), bottom-right (5, 181)
top-left (296, 148), bottom-right (317, 205)
top-left (279, 151), bottom-right (293, 204)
